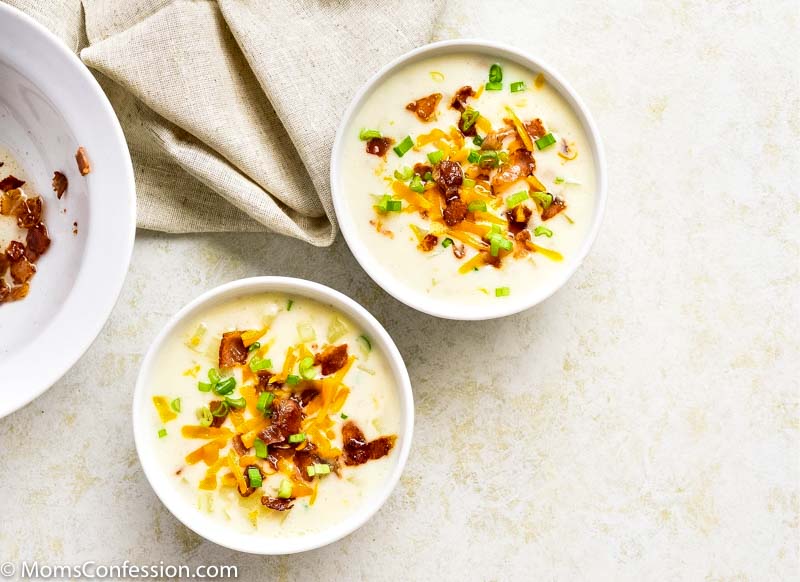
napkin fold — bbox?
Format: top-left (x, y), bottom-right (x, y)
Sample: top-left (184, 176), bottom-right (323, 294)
top-left (7, 0), bottom-right (445, 245)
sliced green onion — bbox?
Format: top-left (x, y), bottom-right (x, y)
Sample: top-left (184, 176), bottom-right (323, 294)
top-left (489, 233), bottom-right (513, 257)
top-left (442, 237), bottom-right (454, 248)
top-left (313, 463), bottom-right (331, 475)
top-left (356, 335), bottom-right (372, 355)
top-left (224, 396), bottom-right (246, 409)
top-left (478, 151), bottom-right (500, 167)
top-left (535, 133), bottom-right (557, 150)
top-left (197, 381), bottom-right (212, 393)
top-left (253, 438), bottom-right (268, 459)
top-left (297, 322), bottom-right (316, 342)
top-left (510, 81), bottom-right (526, 92)
top-left (277, 479), bottom-right (293, 498)
top-left (287, 299), bottom-right (294, 311)
top-left (248, 341), bottom-right (261, 352)
top-left (534, 226), bottom-right (554, 238)
top-left (208, 368), bottom-right (221, 384)
top-left (427, 150), bottom-right (444, 165)
top-left (286, 374), bottom-right (301, 386)
top-left (490, 224), bottom-right (502, 236)
top-left (485, 81), bottom-right (502, 91)
top-left (288, 433), bottom-right (306, 444)
top-left (197, 406), bottom-right (213, 427)
top-left (256, 391), bottom-right (274, 412)
top-left (495, 286), bottom-right (511, 297)
top-left (158, 428), bottom-right (167, 438)
top-left (506, 191), bottom-right (530, 208)
top-left (299, 356), bottom-right (316, 380)
top-left (210, 400), bottom-right (229, 417)
top-left (409, 174), bottom-right (425, 193)
top-left (530, 191), bottom-right (553, 209)
top-left (341, 413), bottom-right (349, 420)
top-left (386, 200), bottom-right (402, 212)
top-left (213, 377), bottom-right (236, 396)
top-left (394, 166), bottom-right (413, 181)
top-left (423, 171), bottom-right (433, 181)
top-left (306, 465), bottom-right (316, 477)
top-left (498, 151), bottom-right (509, 163)
top-left (463, 178), bottom-right (475, 189)
top-left (472, 135), bottom-right (484, 146)
top-left (554, 176), bottom-right (565, 184)
top-left (375, 194), bottom-right (390, 213)
top-left (393, 136), bottom-right (413, 157)
top-left (169, 398), bottom-right (181, 413)
top-left (489, 63), bottom-right (503, 83)
top-left (247, 467), bottom-right (263, 488)
top-left (461, 108), bottom-right (480, 131)
top-left (249, 356), bottom-right (273, 373)
top-left (467, 150), bottom-right (481, 164)
top-left (359, 128), bottom-right (382, 140)
top-left (468, 200), bottom-right (487, 212)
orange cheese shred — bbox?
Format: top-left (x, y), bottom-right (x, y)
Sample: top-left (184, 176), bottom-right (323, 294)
top-left (152, 396), bottom-right (177, 423)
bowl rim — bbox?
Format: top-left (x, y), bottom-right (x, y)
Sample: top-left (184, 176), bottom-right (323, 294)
top-left (0, 3), bottom-right (136, 417)
top-left (330, 38), bottom-right (607, 320)
top-left (132, 276), bottom-right (415, 555)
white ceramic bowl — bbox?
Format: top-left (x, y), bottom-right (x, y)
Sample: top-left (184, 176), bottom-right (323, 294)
top-left (0, 5), bottom-right (136, 417)
top-left (331, 39), bottom-right (607, 320)
top-left (133, 277), bottom-right (414, 555)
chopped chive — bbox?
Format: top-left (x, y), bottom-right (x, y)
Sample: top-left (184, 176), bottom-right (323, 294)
top-left (472, 135), bottom-right (484, 146)
top-left (247, 341), bottom-right (261, 352)
top-left (299, 356), bottom-right (316, 380)
top-left (409, 174), bottom-right (425, 193)
top-left (208, 369), bottom-right (221, 384)
top-left (485, 81), bottom-right (502, 91)
top-left (277, 479), bottom-right (293, 498)
top-left (341, 413), bottom-right (349, 420)
top-left (224, 396), bottom-right (246, 409)
top-left (468, 200), bottom-right (487, 212)
top-left (213, 377), bottom-right (236, 396)
top-left (253, 438), bottom-right (268, 459)
top-left (506, 191), bottom-right (530, 208)
top-left (510, 81), bottom-right (526, 92)
top-left (495, 286), bottom-right (511, 297)
top-left (442, 237), bottom-right (454, 248)
top-left (461, 108), bottom-right (480, 131)
top-left (247, 467), bottom-right (263, 488)
top-left (313, 463), bottom-right (331, 475)
top-left (530, 191), bottom-right (553, 209)
top-left (356, 335), bottom-right (372, 354)
top-left (249, 356), bottom-right (273, 373)
top-left (535, 133), bottom-right (557, 150)
top-left (489, 63), bottom-right (503, 84)
top-left (423, 171), bottom-right (432, 181)
top-left (306, 465), bottom-right (316, 477)
top-left (288, 433), bottom-right (306, 444)
top-left (287, 299), bottom-right (294, 311)
top-left (467, 150), bottom-right (481, 164)
top-left (169, 398), bottom-right (181, 413)
top-left (386, 200), bottom-right (402, 212)
top-left (554, 176), bottom-right (565, 184)
top-left (490, 224), bottom-right (502, 235)
top-left (359, 128), bottom-right (382, 140)
top-left (210, 400), bottom-right (229, 417)
top-left (534, 226), bottom-right (554, 238)
top-left (197, 381), bottom-right (212, 392)
top-left (394, 166), bottom-right (413, 181)
top-left (478, 151), bottom-right (500, 167)
top-left (256, 391), bottom-right (274, 412)
top-left (286, 374), bottom-right (301, 386)
top-left (197, 406), bottom-right (213, 427)
top-left (489, 234), bottom-right (513, 257)
top-left (427, 150), bottom-right (444, 165)
top-left (393, 136), bottom-right (414, 157)
top-left (158, 428), bottom-right (167, 438)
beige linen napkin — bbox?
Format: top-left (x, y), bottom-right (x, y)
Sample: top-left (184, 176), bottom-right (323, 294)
top-left (7, 0), bottom-right (444, 245)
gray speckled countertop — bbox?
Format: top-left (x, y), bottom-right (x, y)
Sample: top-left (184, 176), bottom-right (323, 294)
top-left (1, 2), bottom-right (798, 580)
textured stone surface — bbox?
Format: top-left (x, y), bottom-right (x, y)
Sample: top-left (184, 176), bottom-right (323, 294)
top-left (1, 1), bottom-right (798, 580)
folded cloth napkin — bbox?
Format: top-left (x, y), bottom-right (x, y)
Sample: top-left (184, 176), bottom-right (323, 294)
top-left (7, 0), bottom-right (445, 245)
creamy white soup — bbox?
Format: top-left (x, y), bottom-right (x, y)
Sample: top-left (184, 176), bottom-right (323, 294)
top-left (143, 293), bottom-right (401, 538)
top-left (342, 53), bottom-right (597, 305)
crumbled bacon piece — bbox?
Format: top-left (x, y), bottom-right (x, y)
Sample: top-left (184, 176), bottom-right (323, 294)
top-left (271, 398), bottom-right (302, 436)
top-left (9, 256), bottom-right (36, 284)
top-left (257, 424), bottom-right (285, 446)
top-left (52, 171), bottom-right (68, 199)
top-left (314, 344), bottom-right (348, 375)
top-left (341, 421), bottom-right (397, 466)
top-left (16, 197), bottom-right (42, 228)
top-left (366, 137), bottom-right (394, 157)
top-left (296, 388), bottom-right (320, 407)
top-left (450, 85), bottom-right (475, 112)
top-left (218, 331), bottom-right (248, 367)
top-left (458, 114), bottom-right (477, 137)
top-left (0, 189), bottom-right (23, 216)
top-left (0, 254), bottom-right (7, 277)
top-left (541, 197), bottom-right (567, 220)
top-left (435, 160), bottom-right (463, 201)
top-left (443, 199), bottom-right (468, 227)
top-left (294, 447), bottom-right (322, 482)
top-left (419, 233), bottom-right (438, 252)
top-left (524, 118), bottom-right (546, 140)
top-left (452, 243), bottom-right (466, 259)
top-left (0, 175), bottom-right (24, 192)
top-left (8, 283), bottom-right (30, 301)
top-left (413, 163), bottom-right (432, 177)
top-left (75, 147), bottom-right (91, 175)
top-left (25, 223), bottom-right (50, 260)
top-left (492, 149), bottom-right (536, 191)
top-left (505, 205), bottom-right (533, 234)
top-left (5, 241), bottom-right (25, 262)
top-left (209, 400), bottom-right (229, 428)
top-left (261, 496), bottom-right (294, 511)
top-left (405, 93), bottom-right (442, 122)
top-left (231, 434), bottom-right (249, 456)
top-left (480, 126), bottom-right (515, 151)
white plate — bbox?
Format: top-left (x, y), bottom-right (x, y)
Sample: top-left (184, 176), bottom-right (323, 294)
top-left (0, 5), bottom-right (136, 417)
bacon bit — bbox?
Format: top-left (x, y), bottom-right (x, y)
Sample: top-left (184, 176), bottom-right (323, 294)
top-left (341, 421), bottom-right (397, 466)
top-left (25, 223), bottom-right (50, 260)
top-left (0, 281), bottom-right (29, 303)
top-left (514, 230), bottom-right (531, 258)
top-left (369, 219), bottom-right (394, 238)
top-left (9, 256), bottom-right (35, 284)
top-left (209, 400), bottom-right (229, 428)
top-left (16, 196), bottom-right (42, 228)
top-left (294, 447), bottom-right (322, 482)
top-left (366, 137), bottom-right (394, 157)
top-left (524, 118), bottom-right (546, 140)
top-left (296, 388), bottom-right (320, 407)
top-left (492, 149), bottom-right (536, 191)
top-left (435, 160), bottom-right (463, 201)
top-left (405, 93), bottom-right (442, 122)
top-left (52, 171), bottom-right (68, 199)
top-left (272, 398), bottom-right (302, 436)
top-left (218, 331), bottom-right (248, 367)
top-left (0, 175), bottom-right (24, 192)
top-left (419, 233), bottom-right (438, 252)
top-left (0, 254), bottom-right (7, 277)
top-left (457, 113), bottom-right (477, 137)
top-left (75, 147), bottom-right (91, 175)
top-left (443, 199), bottom-right (468, 227)
top-left (314, 344), bottom-right (348, 376)
top-left (541, 197), bottom-right (567, 220)
top-left (261, 496), bottom-right (294, 511)
top-left (452, 243), bottom-right (466, 259)
top-left (413, 163), bottom-right (432, 177)
top-left (505, 205), bottom-right (533, 235)
top-left (6, 240), bottom-right (24, 262)
top-left (480, 126), bottom-right (515, 151)
top-left (450, 85), bottom-right (475, 112)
